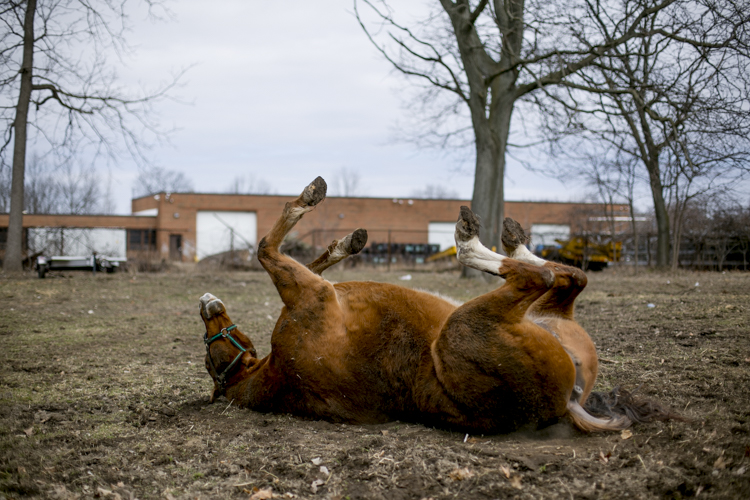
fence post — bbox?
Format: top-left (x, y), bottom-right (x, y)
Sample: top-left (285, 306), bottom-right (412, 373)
top-left (387, 230), bottom-right (392, 272)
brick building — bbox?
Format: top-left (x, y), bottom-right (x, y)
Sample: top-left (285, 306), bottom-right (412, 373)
top-left (0, 192), bottom-right (630, 262)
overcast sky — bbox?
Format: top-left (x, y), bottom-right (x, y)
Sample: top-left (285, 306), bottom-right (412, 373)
top-left (107, 0), bottom-right (575, 214)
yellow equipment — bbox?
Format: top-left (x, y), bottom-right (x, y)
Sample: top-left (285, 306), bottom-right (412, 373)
top-left (425, 245), bottom-right (457, 262)
top-left (541, 237), bottom-right (621, 271)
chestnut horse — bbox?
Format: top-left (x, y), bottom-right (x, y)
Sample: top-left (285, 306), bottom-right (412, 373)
top-left (199, 177), bottom-right (658, 433)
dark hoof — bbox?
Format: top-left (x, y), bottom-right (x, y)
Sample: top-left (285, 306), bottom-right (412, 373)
top-left (456, 206), bottom-right (481, 242)
top-left (301, 176), bottom-right (327, 206)
top-left (501, 217), bottom-right (528, 253)
top-left (349, 229), bottom-right (368, 255)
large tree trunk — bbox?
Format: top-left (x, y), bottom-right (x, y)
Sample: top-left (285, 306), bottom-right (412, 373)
top-left (628, 198), bottom-right (639, 274)
top-left (645, 160), bottom-right (670, 268)
top-left (4, 0), bottom-right (36, 272)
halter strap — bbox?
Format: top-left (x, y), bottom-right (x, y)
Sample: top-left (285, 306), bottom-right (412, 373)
top-left (203, 325), bottom-right (246, 389)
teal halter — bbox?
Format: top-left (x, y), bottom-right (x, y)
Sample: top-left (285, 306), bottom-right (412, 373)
top-left (203, 325), bottom-right (246, 388)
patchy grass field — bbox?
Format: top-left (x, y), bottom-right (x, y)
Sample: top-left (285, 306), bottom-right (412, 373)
top-left (1, 266), bottom-right (749, 499)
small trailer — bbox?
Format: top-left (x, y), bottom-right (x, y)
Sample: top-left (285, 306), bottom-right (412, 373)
top-left (36, 255), bottom-right (128, 278)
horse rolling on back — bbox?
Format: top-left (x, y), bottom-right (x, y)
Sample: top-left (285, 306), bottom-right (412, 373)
top-left (199, 176), bottom-right (675, 433)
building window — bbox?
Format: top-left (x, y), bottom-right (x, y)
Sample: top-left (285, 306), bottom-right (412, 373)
top-left (128, 229), bottom-right (156, 251)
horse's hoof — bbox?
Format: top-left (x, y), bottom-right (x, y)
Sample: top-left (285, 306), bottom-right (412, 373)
top-left (348, 229), bottom-right (368, 255)
top-left (501, 217), bottom-right (528, 253)
top-left (301, 176), bottom-right (327, 206)
top-left (456, 206), bottom-right (481, 241)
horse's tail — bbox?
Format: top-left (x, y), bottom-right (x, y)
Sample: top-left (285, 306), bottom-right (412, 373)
top-left (566, 386), bottom-right (682, 433)
top-left (566, 399), bottom-right (631, 432)
top-left (583, 386), bottom-right (683, 425)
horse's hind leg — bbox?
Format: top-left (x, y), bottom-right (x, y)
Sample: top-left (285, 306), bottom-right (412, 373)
top-left (501, 217), bottom-right (587, 319)
top-left (454, 207), bottom-right (556, 315)
top-left (307, 228), bottom-right (368, 275)
top-left (502, 216), bottom-right (597, 403)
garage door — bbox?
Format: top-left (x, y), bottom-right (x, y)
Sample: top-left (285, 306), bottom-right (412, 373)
top-left (196, 211), bottom-right (257, 260)
top-left (428, 222), bottom-right (457, 251)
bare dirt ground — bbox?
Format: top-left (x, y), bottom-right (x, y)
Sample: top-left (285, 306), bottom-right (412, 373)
top-left (1, 266), bottom-right (749, 499)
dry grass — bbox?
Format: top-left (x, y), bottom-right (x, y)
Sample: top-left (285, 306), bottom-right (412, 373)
top-left (0, 266), bottom-right (749, 499)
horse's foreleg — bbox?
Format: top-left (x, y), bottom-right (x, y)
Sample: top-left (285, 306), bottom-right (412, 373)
top-left (263, 176), bottom-right (327, 249)
top-left (306, 229), bottom-right (368, 275)
top-left (257, 178), bottom-right (336, 308)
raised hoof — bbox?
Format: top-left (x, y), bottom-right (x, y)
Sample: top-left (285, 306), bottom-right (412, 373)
top-left (301, 176), bottom-right (327, 207)
top-left (348, 228), bottom-right (368, 255)
top-left (456, 206), bottom-right (481, 242)
top-left (501, 217), bottom-right (528, 254)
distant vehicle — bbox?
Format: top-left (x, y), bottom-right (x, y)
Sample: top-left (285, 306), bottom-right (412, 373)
top-left (36, 254), bottom-right (127, 278)
top-left (540, 237), bottom-right (621, 271)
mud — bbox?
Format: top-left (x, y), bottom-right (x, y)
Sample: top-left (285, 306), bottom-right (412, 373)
top-left (1, 267), bottom-right (748, 499)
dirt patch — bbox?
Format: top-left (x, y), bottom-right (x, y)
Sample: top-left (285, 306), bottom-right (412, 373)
top-left (1, 267), bottom-right (749, 499)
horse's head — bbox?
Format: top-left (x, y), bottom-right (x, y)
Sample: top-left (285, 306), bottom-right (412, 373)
top-left (199, 293), bottom-right (257, 403)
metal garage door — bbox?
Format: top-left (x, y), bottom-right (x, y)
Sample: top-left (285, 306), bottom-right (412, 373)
top-left (196, 211), bottom-right (257, 260)
top-left (428, 222), bottom-right (457, 251)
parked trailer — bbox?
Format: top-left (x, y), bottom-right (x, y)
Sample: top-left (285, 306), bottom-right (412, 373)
top-left (36, 255), bottom-right (127, 279)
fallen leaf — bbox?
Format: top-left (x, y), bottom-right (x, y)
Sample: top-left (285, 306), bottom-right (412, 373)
top-left (310, 479), bottom-right (324, 493)
top-left (23, 427), bottom-right (33, 437)
top-left (249, 488), bottom-right (274, 500)
top-left (509, 475), bottom-right (523, 490)
top-left (714, 455), bottom-right (729, 470)
top-left (380, 430), bottom-right (389, 436)
top-left (598, 451), bottom-right (610, 464)
top-left (621, 429), bottom-right (633, 440)
top-left (448, 467), bottom-right (474, 481)
top-left (500, 465), bottom-right (511, 478)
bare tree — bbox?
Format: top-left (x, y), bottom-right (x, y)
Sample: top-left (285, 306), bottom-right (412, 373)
top-left (226, 174), bottom-right (274, 195)
top-left (332, 167), bottom-right (362, 197)
top-left (133, 165), bottom-right (194, 198)
top-left (21, 155), bottom-right (103, 214)
top-left (356, 0), bottom-right (678, 261)
top-left (22, 154), bottom-right (58, 214)
top-left (410, 183), bottom-right (459, 199)
top-left (533, 0), bottom-right (750, 268)
top-left (56, 162), bottom-right (101, 214)
top-left (1, 0), bottom-right (181, 271)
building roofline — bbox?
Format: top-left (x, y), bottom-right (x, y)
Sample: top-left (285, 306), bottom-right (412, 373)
top-left (131, 191), bottom-right (625, 206)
